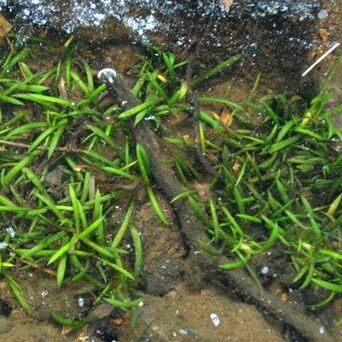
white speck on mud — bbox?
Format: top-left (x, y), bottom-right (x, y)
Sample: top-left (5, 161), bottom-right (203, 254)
top-left (78, 297), bottom-right (85, 308)
top-left (179, 328), bottom-right (188, 336)
top-left (41, 289), bottom-right (49, 298)
top-left (319, 326), bottom-right (326, 334)
top-left (210, 313), bottom-right (220, 327)
top-left (260, 266), bottom-right (270, 275)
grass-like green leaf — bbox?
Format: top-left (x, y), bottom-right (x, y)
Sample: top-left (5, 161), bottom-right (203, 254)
top-left (192, 54), bottom-right (241, 87)
top-left (147, 187), bottom-right (169, 225)
top-left (131, 227), bottom-right (143, 278)
top-left (136, 144), bottom-right (150, 184)
top-left (57, 255), bottom-right (68, 287)
top-left (112, 202), bottom-right (135, 248)
top-left (118, 98), bottom-right (158, 119)
top-left (52, 313), bottom-right (87, 330)
top-left (5, 274), bottom-right (32, 314)
top-left (2, 153), bottom-right (36, 186)
top-left (105, 296), bottom-right (142, 309)
top-left (13, 93), bottom-right (71, 107)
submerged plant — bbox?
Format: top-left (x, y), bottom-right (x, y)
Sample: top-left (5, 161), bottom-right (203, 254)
top-left (119, 45), bottom-right (342, 305)
top-left (0, 46), bottom-right (144, 317)
top-left (0, 39), bottom-right (341, 329)
top-left (173, 89), bottom-right (342, 305)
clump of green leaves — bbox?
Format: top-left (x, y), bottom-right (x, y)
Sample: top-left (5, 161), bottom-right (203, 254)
top-left (174, 90), bottom-right (342, 305)
top-left (124, 45), bottom-right (341, 306)
top-left (1, 39), bottom-right (340, 323)
top-left (0, 46), bottom-right (144, 316)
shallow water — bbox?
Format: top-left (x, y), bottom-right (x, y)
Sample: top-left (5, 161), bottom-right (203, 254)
top-left (0, 1), bottom-right (341, 341)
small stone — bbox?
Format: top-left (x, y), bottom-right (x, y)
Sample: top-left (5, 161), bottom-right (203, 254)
top-left (112, 318), bottom-right (123, 326)
top-left (5, 227), bottom-right (15, 238)
top-left (179, 328), bottom-right (188, 336)
top-left (165, 290), bottom-right (177, 298)
top-left (41, 290), bottom-right (49, 298)
top-left (220, 0), bottom-right (233, 11)
top-left (319, 326), bottom-right (325, 334)
top-left (98, 68), bottom-right (117, 84)
top-left (260, 266), bottom-right (269, 275)
top-left (317, 9), bottom-right (328, 20)
top-left (78, 297), bottom-right (85, 308)
top-left (87, 303), bottom-right (114, 320)
top-left (210, 313), bottom-right (220, 327)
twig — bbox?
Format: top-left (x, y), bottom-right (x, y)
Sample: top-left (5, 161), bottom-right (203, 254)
top-left (20, 259), bottom-right (57, 276)
top-left (184, 7), bottom-right (221, 179)
top-left (302, 42), bottom-right (340, 77)
top-left (0, 139), bottom-right (85, 154)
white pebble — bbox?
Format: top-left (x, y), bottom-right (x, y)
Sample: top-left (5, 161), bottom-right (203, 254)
top-left (317, 9), bottom-right (328, 20)
top-left (179, 328), bottom-right (188, 336)
top-left (98, 68), bottom-right (117, 84)
top-left (260, 266), bottom-right (269, 275)
top-left (319, 326), bottom-right (325, 334)
top-left (78, 297), bottom-right (85, 308)
top-left (210, 313), bottom-right (220, 327)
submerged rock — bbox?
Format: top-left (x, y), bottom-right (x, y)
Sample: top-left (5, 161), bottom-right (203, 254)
top-left (0, 1), bottom-right (320, 61)
top-left (0, 1), bottom-right (340, 96)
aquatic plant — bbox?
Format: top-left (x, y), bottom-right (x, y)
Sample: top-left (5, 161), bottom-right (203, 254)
top-left (0, 40), bottom-right (341, 336)
top-left (0, 45), bottom-right (144, 318)
top-left (127, 46), bottom-right (342, 307)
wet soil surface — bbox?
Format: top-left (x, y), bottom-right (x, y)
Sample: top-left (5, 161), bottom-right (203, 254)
top-left (1, 1), bottom-right (340, 98)
top-left (0, 1), bottom-right (341, 341)
top-left (123, 283), bottom-right (284, 342)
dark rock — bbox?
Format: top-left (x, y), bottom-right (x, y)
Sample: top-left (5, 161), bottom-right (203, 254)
top-left (138, 253), bottom-right (184, 296)
top-left (88, 319), bottom-right (119, 342)
top-left (0, 0), bottom-right (327, 95)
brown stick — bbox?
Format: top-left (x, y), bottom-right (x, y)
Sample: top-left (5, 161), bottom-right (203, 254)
top-left (0, 139), bottom-right (85, 154)
top-left (101, 70), bottom-right (336, 342)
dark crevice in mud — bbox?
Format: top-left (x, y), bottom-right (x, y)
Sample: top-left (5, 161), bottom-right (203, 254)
top-left (0, 298), bottom-right (12, 317)
top-left (88, 319), bottom-right (119, 342)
